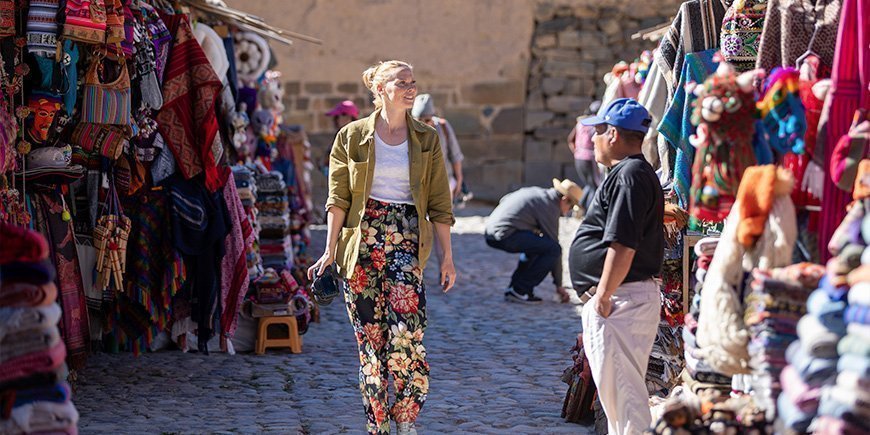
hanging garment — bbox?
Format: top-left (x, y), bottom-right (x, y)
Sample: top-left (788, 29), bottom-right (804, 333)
top-left (156, 13), bottom-right (224, 192)
top-left (165, 174), bottom-right (230, 352)
top-left (25, 0), bottom-right (60, 57)
top-left (659, 49), bottom-right (719, 209)
top-left (656, 0), bottom-right (727, 98)
top-left (27, 190), bottom-right (90, 370)
top-left (756, 0), bottom-right (843, 74)
top-left (721, 0), bottom-right (769, 72)
top-left (219, 171), bottom-right (254, 340)
top-left (816, 0), bottom-right (870, 262)
top-left (0, 0), bottom-right (14, 37)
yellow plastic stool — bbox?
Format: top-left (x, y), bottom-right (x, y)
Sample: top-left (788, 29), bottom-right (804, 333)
top-left (255, 316), bottom-right (302, 354)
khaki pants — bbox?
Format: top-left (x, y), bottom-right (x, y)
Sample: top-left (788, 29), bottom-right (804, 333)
top-left (582, 280), bottom-right (660, 435)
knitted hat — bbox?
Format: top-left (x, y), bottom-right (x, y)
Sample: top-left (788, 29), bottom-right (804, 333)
top-left (412, 94), bottom-right (435, 118)
top-left (0, 222), bottom-right (50, 264)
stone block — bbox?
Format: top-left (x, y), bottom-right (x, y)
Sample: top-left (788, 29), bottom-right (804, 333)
top-left (541, 77), bottom-right (567, 95)
top-left (304, 82), bottom-right (332, 94)
top-left (524, 161), bottom-right (563, 188)
top-left (533, 126), bottom-right (573, 141)
top-left (541, 48), bottom-right (584, 63)
top-left (456, 139), bottom-right (490, 160)
top-left (524, 111), bottom-right (555, 131)
top-left (284, 81), bottom-right (301, 95)
top-left (599, 18), bottom-right (622, 36)
top-left (542, 59), bottom-right (584, 78)
top-left (546, 95), bottom-right (591, 114)
top-left (534, 34), bottom-right (557, 49)
top-left (282, 113), bottom-right (315, 132)
top-left (495, 136), bottom-right (525, 161)
top-left (479, 161), bottom-right (524, 201)
top-left (491, 107), bottom-right (524, 135)
top-left (534, 3), bottom-right (556, 22)
top-left (580, 47), bottom-right (616, 61)
top-left (555, 5), bottom-right (574, 17)
top-left (296, 97), bottom-right (309, 111)
top-left (573, 6), bottom-right (599, 18)
top-left (443, 107), bottom-right (485, 136)
top-left (527, 90), bottom-right (545, 111)
top-left (536, 17), bottom-right (575, 35)
top-left (325, 97), bottom-right (347, 109)
top-left (553, 142), bottom-right (576, 164)
top-left (524, 140), bottom-right (553, 162)
top-left (463, 81), bottom-right (526, 105)
top-left (557, 30), bottom-right (583, 49)
top-left (336, 82), bottom-right (358, 94)
top-left (577, 31), bottom-right (606, 47)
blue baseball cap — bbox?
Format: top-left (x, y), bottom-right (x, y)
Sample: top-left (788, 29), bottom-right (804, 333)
top-left (580, 98), bottom-right (652, 134)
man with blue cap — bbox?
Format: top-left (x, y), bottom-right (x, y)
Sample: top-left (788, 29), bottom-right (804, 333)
top-left (568, 98), bottom-right (664, 434)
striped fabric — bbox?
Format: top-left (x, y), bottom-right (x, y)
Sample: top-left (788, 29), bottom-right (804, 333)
top-left (25, 0), bottom-right (60, 57)
top-left (818, 0), bottom-right (870, 262)
top-left (80, 61), bottom-right (131, 126)
top-left (63, 0), bottom-right (107, 44)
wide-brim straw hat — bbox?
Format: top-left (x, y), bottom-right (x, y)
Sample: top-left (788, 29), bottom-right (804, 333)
top-left (552, 178), bottom-right (583, 205)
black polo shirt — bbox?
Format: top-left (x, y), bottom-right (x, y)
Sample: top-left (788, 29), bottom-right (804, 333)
top-left (569, 154), bottom-right (664, 292)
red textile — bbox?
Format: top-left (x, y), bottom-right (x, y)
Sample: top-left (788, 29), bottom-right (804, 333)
top-left (0, 343), bottom-right (66, 383)
top-left (156, 13), bottom-right (223, 192)
top-left (220, 171), bottom-right (255, 339)
top-left (819, 0), bottom-right (870, 262)
top-left (0, 222), bottom-right (50, 264)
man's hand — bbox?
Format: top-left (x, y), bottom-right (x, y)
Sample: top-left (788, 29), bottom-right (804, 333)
top-left (592, 294), bottom-right (613, 318)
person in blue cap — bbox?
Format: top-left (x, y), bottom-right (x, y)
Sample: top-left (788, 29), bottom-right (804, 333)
top-left (568, 98), bottom-right (664, 434)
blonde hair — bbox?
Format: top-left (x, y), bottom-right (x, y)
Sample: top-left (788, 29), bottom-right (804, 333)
top-left (362, 60), bottom-right (413, 109)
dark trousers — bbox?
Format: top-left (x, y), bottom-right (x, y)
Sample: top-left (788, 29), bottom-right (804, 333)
top-left (575, 159), bottom-right (599, 211)
top-left (485, 230), bottom-right (560, 295)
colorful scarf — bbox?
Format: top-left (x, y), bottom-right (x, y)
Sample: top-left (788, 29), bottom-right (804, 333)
top-left (220, 171), bottom-right (254, 339)
top-left (27, 191), bottom-right (90, 370)
top-left (758, 68), bottom-right (807, 155)
top-left (156, 13), bottom-right (224, 192)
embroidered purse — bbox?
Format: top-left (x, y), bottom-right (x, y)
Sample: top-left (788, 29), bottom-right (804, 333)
top-left (81, 54), bottom-right (131, 125)
top-left (63, 0), bottom-right (107, 44)
top-left (70, 122), bottom-right (130, 160)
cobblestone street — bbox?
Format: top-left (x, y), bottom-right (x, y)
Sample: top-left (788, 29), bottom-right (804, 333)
top-left (75, 205), bottom-right (593, 434)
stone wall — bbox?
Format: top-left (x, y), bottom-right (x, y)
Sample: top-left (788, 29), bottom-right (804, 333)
top-left (522, 0), bottom-right (680, 189)
top-left (226, 0), bottom-right (680, 206)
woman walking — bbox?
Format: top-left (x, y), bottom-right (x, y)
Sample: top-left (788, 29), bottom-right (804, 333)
top-left (308, 60), bottom-right (457, 435)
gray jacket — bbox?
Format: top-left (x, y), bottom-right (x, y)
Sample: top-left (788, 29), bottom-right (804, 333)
top-left (485, 187), bottom-right (563, 286)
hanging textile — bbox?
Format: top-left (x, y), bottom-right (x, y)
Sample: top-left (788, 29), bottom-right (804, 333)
top-left (219, 171), bottom-right (254, 340)
top-left (27, 189), bottom-right (90, 370)
top-left (720, 0), bottom-right (769, 72)
top-left (656, 0), bottom-right (727, 98)
top-left (659, 49), bottom-right (719, 208)
top-left (815, 0), bottom-right (870, 262)
top-left (156, 13), bottom-right (224, 192)
top-left (755, 0), bottom-right (843, 74)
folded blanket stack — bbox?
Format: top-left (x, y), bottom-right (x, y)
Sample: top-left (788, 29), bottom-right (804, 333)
top-left (254, 171), bottom-right (292, 272)
top-left (778, 199), bottom-right (870, 433)
top-left (233, 165), bottom-right (263, 279)
top-left (744, 263), bottom-right (821, 418)
top-left (0, 223), bottom-right (79, 434)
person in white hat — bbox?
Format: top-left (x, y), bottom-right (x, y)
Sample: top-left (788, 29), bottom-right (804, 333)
top-left (484, 179), bottom-right (581, 303)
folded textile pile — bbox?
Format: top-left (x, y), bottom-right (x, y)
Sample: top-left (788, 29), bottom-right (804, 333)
top-left (647, 321), bottom-right (685, 397)
top-left (255, 171), bottom-right (292, 271)
top-left (0, 223), bottom-right (79, 434)
top-left (777, 199), bottom-right (870, 433)
top-left (233, 165), bottom-right (262, 278)
top-left (744, 264), bottom-right (821, 418)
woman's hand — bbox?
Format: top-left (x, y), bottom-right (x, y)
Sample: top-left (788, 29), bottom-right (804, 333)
top-left (307, 251), bottom-right (335, 280)
top-left (440, 257), bottom-right (457, 292)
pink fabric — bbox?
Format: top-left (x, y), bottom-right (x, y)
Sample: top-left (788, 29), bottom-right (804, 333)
top-left (573, 124), bottom-right (595, 161)
top-left (819, 0), bottom-right (870, 262)
top-left (0, 342), bottom-right (66, 383)
top-left (780, 364), bottom-right (821, 412)
top-left (219, 172), bottom-right (254, 339)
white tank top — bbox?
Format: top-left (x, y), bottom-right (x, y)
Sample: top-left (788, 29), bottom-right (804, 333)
top-left (369, 132), bottom-right (413, 204)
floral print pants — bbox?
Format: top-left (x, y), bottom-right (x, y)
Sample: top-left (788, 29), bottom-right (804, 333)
top-left (345, 199), bottom-right (429, 435)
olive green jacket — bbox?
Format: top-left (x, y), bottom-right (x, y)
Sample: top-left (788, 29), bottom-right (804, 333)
top-left (326, 108), bottom-right (455, 279)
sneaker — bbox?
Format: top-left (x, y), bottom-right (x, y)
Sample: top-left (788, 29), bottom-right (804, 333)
top-left (504, 288), bottom-right (543, 304)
